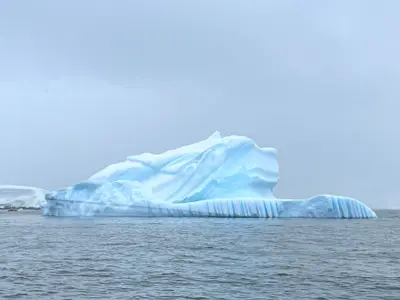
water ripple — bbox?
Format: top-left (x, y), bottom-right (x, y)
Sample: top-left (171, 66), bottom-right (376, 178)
top-left (0, 210), bottom-right (399, 299)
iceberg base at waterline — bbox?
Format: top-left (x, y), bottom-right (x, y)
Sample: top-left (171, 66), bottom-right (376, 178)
top-left (44, 195), bottom-right (376, 218)
top-left (43, 132), bottom-right (377, 219)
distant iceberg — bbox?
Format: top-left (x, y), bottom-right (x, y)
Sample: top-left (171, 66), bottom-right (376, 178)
top-left (0, 185), bottom-right (49, 209)
top-left (44, 132), bottom-right (377, 219)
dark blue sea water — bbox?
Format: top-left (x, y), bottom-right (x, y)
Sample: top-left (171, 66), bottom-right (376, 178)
top-left (1, 210), bottom-right (399, 299)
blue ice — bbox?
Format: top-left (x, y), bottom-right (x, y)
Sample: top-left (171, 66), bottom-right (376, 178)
top-left (44, 132), bottom-right (377, 219)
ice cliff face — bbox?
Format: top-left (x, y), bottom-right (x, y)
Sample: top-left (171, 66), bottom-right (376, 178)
top-left (44, 132), bottom-right (376, 219)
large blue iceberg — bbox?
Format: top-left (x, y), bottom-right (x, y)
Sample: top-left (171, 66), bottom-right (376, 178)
top-left (44, 132), bottom-right (377, 218)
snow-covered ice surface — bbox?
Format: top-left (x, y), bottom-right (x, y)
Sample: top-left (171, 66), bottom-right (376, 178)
top-left (0, 185), bottom-right (49, 209)
top-left (44, 132), bottom-right (377, 219)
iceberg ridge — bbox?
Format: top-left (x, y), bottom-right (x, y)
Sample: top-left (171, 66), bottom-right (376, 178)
top-left (44, 132), bottom-right (376, 219)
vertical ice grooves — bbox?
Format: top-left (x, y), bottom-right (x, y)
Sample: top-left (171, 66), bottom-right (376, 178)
top-left (263, 201), bottom-right (269, 218)
top-left (44, 196), bottom-right (376, 218)
top-left (335, 198), bottom-right (343, 218)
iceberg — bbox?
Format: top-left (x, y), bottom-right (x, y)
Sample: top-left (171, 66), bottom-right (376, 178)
top-left (0, 185), bottom-right (49, 209)
top-left (44, 132), bottom-right (377, 219)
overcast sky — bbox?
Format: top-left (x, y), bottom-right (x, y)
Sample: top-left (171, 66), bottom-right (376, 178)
top-left (0, 0), bottom-right (398, 208)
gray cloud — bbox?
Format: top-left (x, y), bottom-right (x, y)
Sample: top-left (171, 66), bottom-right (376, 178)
top-left (0, 0), bottom-right (399, 208)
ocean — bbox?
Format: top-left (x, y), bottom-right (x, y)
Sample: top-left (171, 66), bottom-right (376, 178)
top-left (1, 210), bottom-right (399, 299)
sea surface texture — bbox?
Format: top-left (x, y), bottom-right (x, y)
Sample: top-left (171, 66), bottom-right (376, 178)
top-left (0, 210), bottom-right (398, 299)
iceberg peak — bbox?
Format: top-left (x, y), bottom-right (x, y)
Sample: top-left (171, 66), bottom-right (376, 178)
top-left (208, 131), bottom-right (222, 140)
